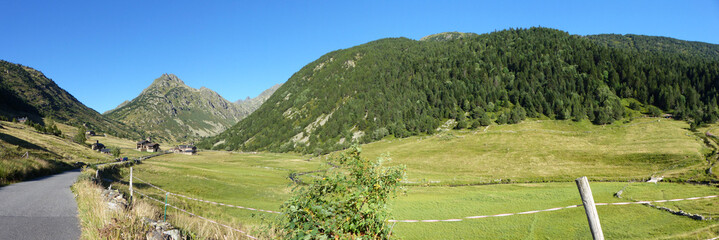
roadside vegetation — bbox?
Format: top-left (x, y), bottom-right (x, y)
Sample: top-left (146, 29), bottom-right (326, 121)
top-left (72, 168), bottom-right (153, 240)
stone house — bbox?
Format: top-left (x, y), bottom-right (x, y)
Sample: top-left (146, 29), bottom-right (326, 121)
top-left (137, 137), bottom-right (160, 152)
top-left (91, 140), bottom-right (105, 151)
top-left (172, 145), bottom-right (197, 155)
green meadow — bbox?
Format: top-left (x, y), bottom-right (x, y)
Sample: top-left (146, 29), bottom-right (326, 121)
top-left (389, 183), bottom-right (719, 239)
top-left (361, 118), bottom-right (709, 185)
top-left (108, 118), bottom-right (719, 239)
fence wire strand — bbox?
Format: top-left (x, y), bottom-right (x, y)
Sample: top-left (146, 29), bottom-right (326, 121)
top-left (133, 176), bottom-right (280, 214)
top-left (134, 189), bottom-right (259, 240)
top-left (389, 195), bottom-right (718, 223)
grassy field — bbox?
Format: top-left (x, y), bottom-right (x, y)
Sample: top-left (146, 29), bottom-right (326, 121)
top-left (361, 118), bottom-right (709, 185)
top-left (100, 118), bottom-right (719, 239)
top-left (389, 182), bottom-right (719, 239)
top-left (106, 150), bottom-right (326, 238)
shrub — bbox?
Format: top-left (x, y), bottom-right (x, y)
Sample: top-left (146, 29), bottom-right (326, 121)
top-left (647, 105), bottom-right (662, 117)
top-left (111, 147), bottom-right (121, 158)
top-left (281, 146), bottom-right (405, 239)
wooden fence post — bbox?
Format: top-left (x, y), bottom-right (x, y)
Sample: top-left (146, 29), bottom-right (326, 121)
top-left (129, 167), bottom-right (133, 204)
top-left (575, 176), bottom-right (604, 240)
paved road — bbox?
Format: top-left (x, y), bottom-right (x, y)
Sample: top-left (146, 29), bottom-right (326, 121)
top-left (0, 169), bottom-right (81, 240)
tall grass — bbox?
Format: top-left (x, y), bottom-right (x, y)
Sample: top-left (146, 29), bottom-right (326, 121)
top-left (72, 169), bottom-right (152, 240)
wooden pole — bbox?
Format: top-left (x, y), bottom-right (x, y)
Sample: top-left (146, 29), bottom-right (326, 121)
top-left (129, 167), bottom-right (133, 204)
top-left (575, 176), bottom-right (604, 240)
top-left (164, 192), bottom-right (168, 222)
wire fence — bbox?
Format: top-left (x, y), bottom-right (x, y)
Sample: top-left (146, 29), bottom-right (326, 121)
top-left (388, 195), bottom-right (718, 223)
top-left (133, 188), bottom-right (258, 240)
top-left (106, 165), bottom-right (719, 239)
top-left (132, 176), bottom-right (281, 214)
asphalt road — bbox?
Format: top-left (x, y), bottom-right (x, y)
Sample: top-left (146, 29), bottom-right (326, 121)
top-left (0, 169), bottom-right (81, 240)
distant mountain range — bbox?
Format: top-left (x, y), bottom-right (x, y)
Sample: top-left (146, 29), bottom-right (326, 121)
top-left (235, 83), bottom-right (283, 115)
top-left (104, 74), bottom-right (279, 142)
top-left (199, 27), bottom-right (719, 154)
top-left (0, 60), bottom-right (142, 139)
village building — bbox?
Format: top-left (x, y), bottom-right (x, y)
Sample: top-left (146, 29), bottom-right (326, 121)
top-left (137, 137), bottom-right (160, 152)
top-left (17, 117), bottom-right (28, 123)
top-left (172, 145), bottom-right (197, 155)
top-left (91, 140), bottom-right (105, 151)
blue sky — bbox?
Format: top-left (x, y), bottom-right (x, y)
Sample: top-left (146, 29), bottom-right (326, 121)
top-left (2, 0), bottom-right (718, 113)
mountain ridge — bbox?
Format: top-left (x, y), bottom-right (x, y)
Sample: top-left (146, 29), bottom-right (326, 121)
top-left (104, 74), bottom-right (278, 142)
top-left (200, 27), bottom-right (719, 154)
top-left (0, 60), bottom-right (142, 138)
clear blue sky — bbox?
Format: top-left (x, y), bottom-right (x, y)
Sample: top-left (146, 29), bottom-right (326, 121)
top-left (2, 0), bottom-right (718, 113)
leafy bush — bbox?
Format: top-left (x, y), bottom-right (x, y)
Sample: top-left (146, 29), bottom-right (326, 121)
top-left (281, 146), bottom-right (405, 239)
top-left (647, 105), bottom-right (662, 117)
top-left (111, 147), bottom-right (121, 158)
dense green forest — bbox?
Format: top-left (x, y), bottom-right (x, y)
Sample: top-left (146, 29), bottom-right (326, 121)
top-left (200, 27), bottom-right (719, 154)
top-left (0, 60), bottom-right (143, 139)
top-left (587, 34), bottom-right (719, 61)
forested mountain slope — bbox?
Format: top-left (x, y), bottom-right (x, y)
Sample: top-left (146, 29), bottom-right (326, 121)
top-left (105, 74), bottom-right (252, 142)
top-left (0, 60), bottom-right (142, 139)
top-left (200, 28), bottom-right (719, 154)
top-left (587, 34), bottom-right (719, 61)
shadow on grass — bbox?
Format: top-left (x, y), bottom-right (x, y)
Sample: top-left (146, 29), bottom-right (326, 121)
top-left (0, 132), bottom-right (48, 151)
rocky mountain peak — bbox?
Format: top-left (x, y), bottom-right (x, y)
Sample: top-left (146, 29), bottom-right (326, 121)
top-left (146, 73), bottom-right (188, 92)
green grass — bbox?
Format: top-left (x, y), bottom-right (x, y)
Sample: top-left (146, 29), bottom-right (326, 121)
top-left (99, 118), bottom-right (719, 239)
top-left (109, 151), bottom-right (326, 237)
top-left (361, 118), bottom-right (707, 185)
top-left (389, 182), bottom-right (719, 239)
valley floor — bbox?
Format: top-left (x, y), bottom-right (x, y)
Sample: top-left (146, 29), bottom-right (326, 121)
top-left (100, 118), bottom-right (718, 239)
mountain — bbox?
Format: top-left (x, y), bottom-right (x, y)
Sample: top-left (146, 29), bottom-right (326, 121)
top-left (235, 83), bottom-right (283, 114)
top-left (104, 74), bottom-right (256, 142)
top-left (0, 60), bottom-right (142, 138)
top-left (420, 31), bottom-right (478, 42)
top-left (199, 27), bottom-right (719, 154)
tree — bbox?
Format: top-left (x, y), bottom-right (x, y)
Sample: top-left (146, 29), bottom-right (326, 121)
top-left (455, 120), bottom-right (469, 129)
top-left (74, 126), bottom-right (87, 145)
top-left (647, 105), bottom-right (662, 117)
top-left (470, 119), bottom-right (482, 129)
top-left (281, 146), bottom-right (405, 239)
top-left (111, 147), bottom-right (121, 158)
top-left (479, 112), bottom-right (492, 126)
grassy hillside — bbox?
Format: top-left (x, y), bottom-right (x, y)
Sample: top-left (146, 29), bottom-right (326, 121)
top-left (0, 60), bottom-right (143, 139)
top-left (202, 27), bottom-right (719, 154)
top-left (360, 118), bottom-right (712, 185)
top-left (0, 120), bottom-right (113, 185)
